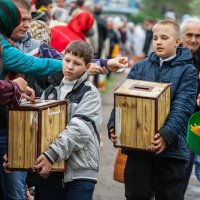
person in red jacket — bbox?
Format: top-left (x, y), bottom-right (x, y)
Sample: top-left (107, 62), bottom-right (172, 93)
top-left (50, 11), bottom-right (94, 53)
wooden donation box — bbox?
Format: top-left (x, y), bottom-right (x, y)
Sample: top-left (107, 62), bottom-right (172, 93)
top-left (8, 100), bottom-right (67, 171)
top-left (114, 80), bottom-right (171, 150)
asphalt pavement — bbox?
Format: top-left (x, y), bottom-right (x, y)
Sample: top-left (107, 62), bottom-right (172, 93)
top-left (93, 71), bottom-right (200, 200)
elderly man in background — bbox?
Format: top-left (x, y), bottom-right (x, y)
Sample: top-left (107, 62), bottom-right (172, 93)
top-left (180, 17), bottom-right (200, 200)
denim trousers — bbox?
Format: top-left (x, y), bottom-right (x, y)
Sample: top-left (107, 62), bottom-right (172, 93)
top-left (0, 132), bottom-right (26, 200)
top-left (39, 172), bottom-right (96, 200)
top-left (195, 154), bottom-right (200, 181)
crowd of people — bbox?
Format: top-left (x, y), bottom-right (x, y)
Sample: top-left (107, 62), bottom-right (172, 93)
top-left (1, 0), bottom-right (200, 200)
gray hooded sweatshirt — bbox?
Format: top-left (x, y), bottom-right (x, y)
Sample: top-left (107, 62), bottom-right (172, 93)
top-left (41, 72), bottom-right (102, 183)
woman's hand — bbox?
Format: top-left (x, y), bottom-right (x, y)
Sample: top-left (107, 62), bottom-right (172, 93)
top-left (13, 77), bottom-right (28, 92)
top-left (13, 77), bottom-right (35, 102)
top-left (21, 86), bottom-right (35, 102)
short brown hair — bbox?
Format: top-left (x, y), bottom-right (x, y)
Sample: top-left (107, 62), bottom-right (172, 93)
top-left (152, 19), bottom-right (181, 39)
top-left (12, 0), bottom-right (31, 11)
top-left (64, 40), bottom-right (94, 65)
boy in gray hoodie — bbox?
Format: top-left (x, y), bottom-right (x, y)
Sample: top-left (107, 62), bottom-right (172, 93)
top-left (33, 40), bottom-right (102, 200)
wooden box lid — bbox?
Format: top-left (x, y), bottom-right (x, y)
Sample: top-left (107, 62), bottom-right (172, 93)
top-left (9, 100), bottom-right (67, 111)
top-left (114, 79), bottom-right (171, 99)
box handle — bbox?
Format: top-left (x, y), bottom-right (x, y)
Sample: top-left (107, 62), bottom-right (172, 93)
top-left (48, 107), bottom-right (60, 115)
top-left (129, 84), bottom-right (154, 92)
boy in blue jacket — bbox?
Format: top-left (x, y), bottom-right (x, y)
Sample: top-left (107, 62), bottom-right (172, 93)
top-left (108, 20), bottom-right (198, 200)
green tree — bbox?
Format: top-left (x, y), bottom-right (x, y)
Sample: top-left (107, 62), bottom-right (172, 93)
top-left (139, 0), bottom-right (190, 19)
top-left (189, 0), bottom-right (200, 16)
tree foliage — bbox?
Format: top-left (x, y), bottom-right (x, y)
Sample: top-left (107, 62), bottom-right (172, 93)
top-left (133, 0), bottom-right (191, 21)
top-left (189, 0), bottom-right (200, 16)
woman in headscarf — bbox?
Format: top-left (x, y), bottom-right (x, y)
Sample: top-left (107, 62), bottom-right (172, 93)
top-left (50, 11), bottom-right (94, 53)
top-left (0, 0), bottom-right (35, 106)
top-left (0, 0), bottom-right (62, 80)
top-left (0, 1), bottom-right (126, 78)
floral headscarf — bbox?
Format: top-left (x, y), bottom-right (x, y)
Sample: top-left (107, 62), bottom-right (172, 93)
top-left (28, 20), bottom-right (51, 44)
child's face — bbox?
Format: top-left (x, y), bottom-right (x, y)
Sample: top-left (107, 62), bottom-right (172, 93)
top-left (153, 25), bottom-right (180, 59)
top-left (62, 52), bottom-right (89, 81)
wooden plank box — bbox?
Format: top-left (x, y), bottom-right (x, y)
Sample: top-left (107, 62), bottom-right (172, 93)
top-left (114, 79), bottom-right (171, 151)
top-left (8, 100), bottom-right (67, 171)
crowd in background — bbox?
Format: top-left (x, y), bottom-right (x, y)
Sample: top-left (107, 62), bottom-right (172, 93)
top-left (27, 0), bottom-right (158, 91)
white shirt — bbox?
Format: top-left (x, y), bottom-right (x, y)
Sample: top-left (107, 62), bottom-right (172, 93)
top-left (160, 55), bottom-right (176, 67)
top-left (59, 78), bottom-right (77, 100)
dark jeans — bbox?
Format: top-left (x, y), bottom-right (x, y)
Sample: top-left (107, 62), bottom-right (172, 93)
top-left (124, 154), bottom-right (186, 200)
top-left (39, 172), bottom-right (96, 200)
top-left (0, 133), bottom-right (26, 200)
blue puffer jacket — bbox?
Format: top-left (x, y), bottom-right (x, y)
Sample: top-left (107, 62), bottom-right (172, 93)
top-left (108, 47), bottom-right (198, 161)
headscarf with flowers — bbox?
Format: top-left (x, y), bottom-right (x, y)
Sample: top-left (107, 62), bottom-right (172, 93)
top-left (28, 20), bottom-right (52, 44)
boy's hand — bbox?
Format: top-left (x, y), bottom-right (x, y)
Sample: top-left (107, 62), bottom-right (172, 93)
top-left (109, 128), bottom-right (118, 143)
top-left (3, 154), bottom-right (12, 173)
top-left (33, 154), bottom-right (52, 175)
top-left (197, 93), bottom-right (200, 107)
top-left (148, 133), bottom-right (166, 154)
top-left (111, 133), bottom-right (118, 143)
top-left (107, 57), bottom-right (128, 72)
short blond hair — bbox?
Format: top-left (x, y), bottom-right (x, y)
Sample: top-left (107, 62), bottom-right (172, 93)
top-left (152, 20), bottom-right (181, 39)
